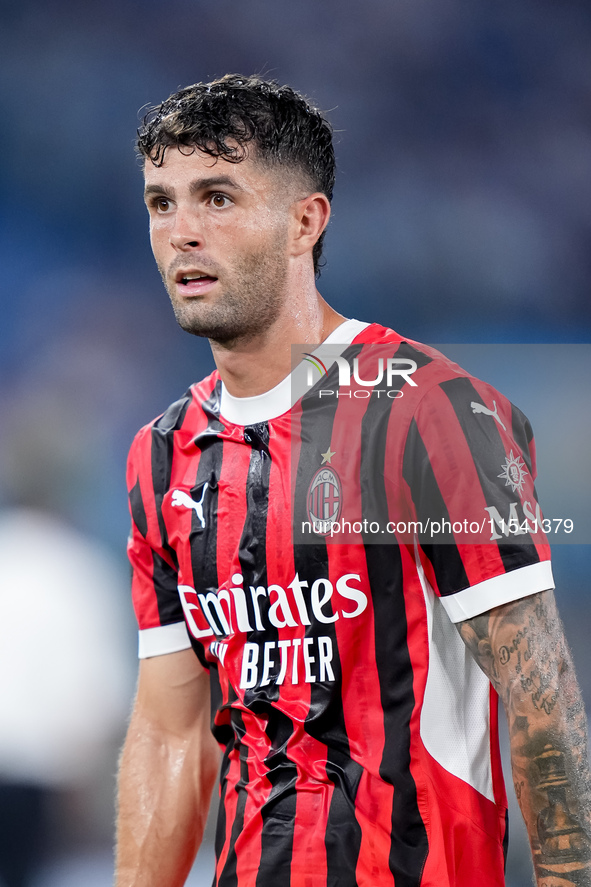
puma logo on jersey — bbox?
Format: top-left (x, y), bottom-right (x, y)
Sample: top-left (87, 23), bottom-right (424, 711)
top-left (470, 400), bottom-right (506, 431)
top-left (171, 484), bottom-right (209, 528)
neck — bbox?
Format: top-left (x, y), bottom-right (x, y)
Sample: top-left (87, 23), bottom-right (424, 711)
top-left (210, 290), bottom-right (346, 397)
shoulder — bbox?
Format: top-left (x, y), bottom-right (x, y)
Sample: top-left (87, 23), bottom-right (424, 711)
top-left (127, 370), bottom-right (221, 471)
top-left (351, 324), bottom-right (535, 456)
top-left (353, 322), bottom-right (474, 384)
top-left (353, 322), bottom-right (503, 415)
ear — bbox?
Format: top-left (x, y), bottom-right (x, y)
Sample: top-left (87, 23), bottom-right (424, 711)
top-left (289, 193), bottom-right (331, 260)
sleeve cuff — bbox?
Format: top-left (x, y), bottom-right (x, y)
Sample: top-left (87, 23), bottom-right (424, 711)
top-left (439, 560), bottom-right (555, 623)
top-left (138, 621), bottom-right (192, 659)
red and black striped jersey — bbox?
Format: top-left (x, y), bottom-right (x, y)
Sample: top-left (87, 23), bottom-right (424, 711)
top-left (127, 319), bottom-right (553, 887)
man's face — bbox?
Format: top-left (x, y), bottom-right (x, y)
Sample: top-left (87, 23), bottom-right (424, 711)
top-left (144, 146), bottom-right (295, 344)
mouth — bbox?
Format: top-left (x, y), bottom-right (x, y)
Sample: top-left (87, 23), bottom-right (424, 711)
top-left (174, 270), bottom-right (219, 296)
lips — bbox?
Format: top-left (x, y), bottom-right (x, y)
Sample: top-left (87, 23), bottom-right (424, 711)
top-left (174, 269), bottom-right (218, 296)
top-left (179, 273), bottom-right (215, 285)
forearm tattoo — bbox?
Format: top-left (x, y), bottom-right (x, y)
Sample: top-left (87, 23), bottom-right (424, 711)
top-left (458, 591), bottom-right (591, 886)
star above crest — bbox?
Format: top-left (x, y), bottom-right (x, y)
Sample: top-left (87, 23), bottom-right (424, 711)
top-left (320, 447), bottom-right (336, 465)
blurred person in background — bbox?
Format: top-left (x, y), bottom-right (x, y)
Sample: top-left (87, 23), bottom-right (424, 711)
top-left (116, 75), bottom-right (591, 886)
top-left (0, 402), bottom-right (131, 887)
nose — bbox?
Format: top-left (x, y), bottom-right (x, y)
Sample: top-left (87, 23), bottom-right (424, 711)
top-left (169, 207), bottom-right (203, 251)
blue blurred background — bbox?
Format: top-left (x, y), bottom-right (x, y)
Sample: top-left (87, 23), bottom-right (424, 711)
top-left (1, 0), bottom-right (590, 884)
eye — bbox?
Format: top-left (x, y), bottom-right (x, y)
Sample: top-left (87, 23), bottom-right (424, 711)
top-left (147, 195), bottom-right (172, 214)
top-left (209, 193), bottom-right (232, 209)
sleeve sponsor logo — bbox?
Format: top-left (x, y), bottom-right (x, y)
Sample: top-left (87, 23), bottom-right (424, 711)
top-left (497, 450), bottom-right (528, 496)
top-left (484, 499), bottom-right (543, 541)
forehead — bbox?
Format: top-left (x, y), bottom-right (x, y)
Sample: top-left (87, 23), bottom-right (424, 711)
top-left (143, 145), bottom-right (280, 192)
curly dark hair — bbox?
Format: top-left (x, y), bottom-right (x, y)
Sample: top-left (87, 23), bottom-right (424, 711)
top-left (137, 74), bottom-right (335, 275)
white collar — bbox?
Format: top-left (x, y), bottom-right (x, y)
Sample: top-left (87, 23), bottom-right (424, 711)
top-left (219, 318), bottom-right (369, 425)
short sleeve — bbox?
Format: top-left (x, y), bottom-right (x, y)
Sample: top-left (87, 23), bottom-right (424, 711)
top-left (402, 375), bottom-right (553, 622)
top-left (126, 426), bottom-right (192, 658)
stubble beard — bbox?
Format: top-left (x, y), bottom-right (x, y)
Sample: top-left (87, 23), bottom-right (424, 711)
top-left (161, 233), bottom-right (289, 346)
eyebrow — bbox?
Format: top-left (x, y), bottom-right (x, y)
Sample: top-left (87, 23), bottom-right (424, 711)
top-left (144, 175), bottom-right (246, 201)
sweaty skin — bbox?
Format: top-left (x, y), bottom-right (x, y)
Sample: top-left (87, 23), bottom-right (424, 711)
top-left (116, 650), bottom-right (220, 887)
top-left (458, 589), bottom-right (591, 885)
top-left (143, 147), bottom-right (345, 397)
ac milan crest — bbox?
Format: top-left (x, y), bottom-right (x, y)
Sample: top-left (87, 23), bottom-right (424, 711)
top-left (307, 466), bottom-right (342, 535)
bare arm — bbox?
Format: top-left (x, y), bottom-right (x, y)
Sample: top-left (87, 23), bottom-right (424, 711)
top-left (115, 649), bottom-right (221, 887)
top-left (457, 589), bottom-right (591, 886)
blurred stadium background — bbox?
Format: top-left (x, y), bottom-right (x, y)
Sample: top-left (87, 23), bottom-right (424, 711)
top-left (1, 1), bottom-right (590, 884)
